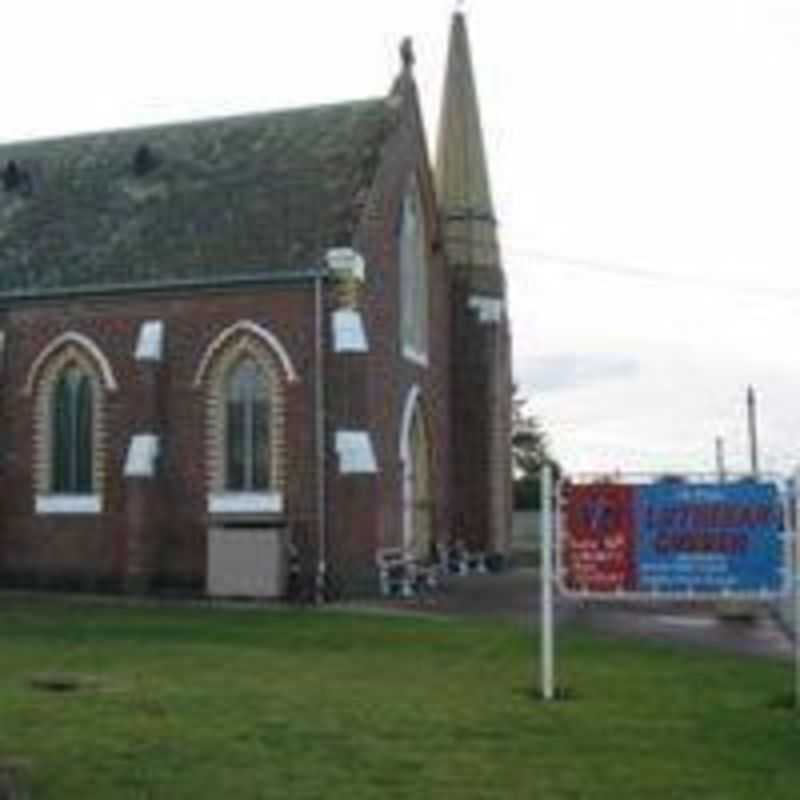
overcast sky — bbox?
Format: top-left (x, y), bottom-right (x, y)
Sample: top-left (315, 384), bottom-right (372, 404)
top-left (3, 0), bottom-right (799, 477)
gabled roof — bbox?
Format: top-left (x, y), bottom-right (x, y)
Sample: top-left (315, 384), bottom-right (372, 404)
top-left (0, 98), bottom-right (397, 297)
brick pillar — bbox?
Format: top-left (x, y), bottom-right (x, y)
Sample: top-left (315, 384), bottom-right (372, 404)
top-left (450, 279), bottom-right (512, 556)
top-left (124, 477), bottom-right (159, 592)
top-left (324, 249), bottom-right (381, 596)
top-left (123, 322), bottom-right (165, 593)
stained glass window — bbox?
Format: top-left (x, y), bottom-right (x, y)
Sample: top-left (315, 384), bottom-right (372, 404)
top-left (225, 358), bottom-right (270, 491)
top-left (51, 366), bottom-right (93, 493)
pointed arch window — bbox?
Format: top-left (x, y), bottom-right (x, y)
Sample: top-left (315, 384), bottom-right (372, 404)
top-left (51, 366), bottom-right (94, 493)
top-left (27, 335), bottom-right (114, 515)
top-left (400, 178), bottom-right (429, 365)
top-left (196, 324), bottom-right (290, 516)
top-left (225, 357), bottom-right (270, 492)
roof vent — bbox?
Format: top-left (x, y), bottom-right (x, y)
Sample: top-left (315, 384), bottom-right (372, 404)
top-left (2, 160), bottom-right (24, 192)
top-left (132, 145), bottom-right (158, 177)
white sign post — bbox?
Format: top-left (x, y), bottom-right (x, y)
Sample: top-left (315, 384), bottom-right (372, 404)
top-left (540, 462), bottom-right (555, 701)
top-left (793, 470), bottom-right (800, 713)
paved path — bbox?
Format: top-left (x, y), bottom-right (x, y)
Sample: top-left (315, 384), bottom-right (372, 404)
top-left (575, 604), bottom-right (793, 661)
top-left (361, 568), bottom-right (794, 661)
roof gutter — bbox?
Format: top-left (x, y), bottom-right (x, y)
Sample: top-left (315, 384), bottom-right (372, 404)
top-left (0, 261), bottom-right (335, 601)
top-left (0, 268), bottom-right (327, 307)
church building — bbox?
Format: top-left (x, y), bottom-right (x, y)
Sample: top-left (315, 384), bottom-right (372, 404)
top-left (0, 13), bottom-right (512, 598)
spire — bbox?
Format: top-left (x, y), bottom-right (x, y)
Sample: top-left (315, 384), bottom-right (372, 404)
top-left (435, 11), bottom-right (501, 278)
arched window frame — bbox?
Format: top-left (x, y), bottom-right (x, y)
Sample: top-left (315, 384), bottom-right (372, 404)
top-left (399, 385), bottom-right (434, 560)
top-left (399, 176), bottom-right (430, 366)
top-left (196, 324), bottom-right (292, 516)
top-left (26, 336), bottom-right (115, 515)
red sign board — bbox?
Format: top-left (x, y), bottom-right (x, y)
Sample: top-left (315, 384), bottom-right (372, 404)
top-left (564, 484), bottom-right (636, 592)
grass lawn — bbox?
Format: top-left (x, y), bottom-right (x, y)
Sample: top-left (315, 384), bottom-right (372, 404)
top-left (0, 598), bottom-right (798, 799)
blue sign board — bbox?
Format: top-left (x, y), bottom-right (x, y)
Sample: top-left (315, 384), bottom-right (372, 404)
top-left (636, 481), bottom-right (783, 593)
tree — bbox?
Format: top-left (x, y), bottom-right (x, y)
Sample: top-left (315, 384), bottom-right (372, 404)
top-left (512, 389), bottom-right (559, 510)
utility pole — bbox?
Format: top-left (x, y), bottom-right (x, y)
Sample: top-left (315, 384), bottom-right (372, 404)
top-left (715, 436), bottom-right (727, 482)
top-left (747, 385), bottom-right (760, 478)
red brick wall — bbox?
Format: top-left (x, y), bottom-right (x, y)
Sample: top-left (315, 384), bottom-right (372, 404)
top-left (449, 279), bottom-right (513, 556)
top-left (321, 80), bottom-right (453, 595)
top-left (0, 78), bottom-right (506, 597)
top-left (0, 287), bottom-right (320, 590)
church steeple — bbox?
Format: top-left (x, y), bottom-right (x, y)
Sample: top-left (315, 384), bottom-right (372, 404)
top-left (435, 11), bottom-right (501, 279)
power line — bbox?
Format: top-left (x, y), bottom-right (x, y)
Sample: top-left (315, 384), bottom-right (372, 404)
top-left (504, 245), bottom-right (800, 301)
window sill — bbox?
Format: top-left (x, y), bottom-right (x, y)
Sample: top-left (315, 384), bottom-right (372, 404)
top-left (207, 492), bottom-right (284, 515)
top-left (35, 494), bottom-right (102, 515)
top-left (402, 345), bottom-right (428, 368)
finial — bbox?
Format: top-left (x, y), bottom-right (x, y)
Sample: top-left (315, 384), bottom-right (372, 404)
top-left (400, 36), bottom-right (415, 71)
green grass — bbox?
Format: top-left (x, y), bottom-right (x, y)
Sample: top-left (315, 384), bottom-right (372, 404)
top-left (0, 598), bottom-right (798, 799)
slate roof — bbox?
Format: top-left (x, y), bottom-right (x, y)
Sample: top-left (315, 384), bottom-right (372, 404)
top-left (0, 98), bottom-right (396, 297)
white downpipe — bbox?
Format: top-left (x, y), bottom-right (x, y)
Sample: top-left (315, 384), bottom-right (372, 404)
top-left (314, 273), bottom-right (327, 603)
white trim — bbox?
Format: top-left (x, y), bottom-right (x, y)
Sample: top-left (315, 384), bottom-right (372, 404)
top-left (124, 434), bottom-right (160, 478)
top-left (332, 309), bottom-right (369, 353)
top-left (335, 430), bottom-right (378, 474)
top-left (35, 494), bottom-right (102, 515)
top-left (24, 332), bottom-right (119, 395)
top-left (402, 345), bottom-right (428, 368)
top-left (399, 386), bottom-right (424, 553)
top-left (135, 320), bottom-right (165, 362)
top-left (399, 385), bottom-right (422, 463)
top-left (468, 295), bottom-right (504, 324)
top-left (208, 491), bottom-right (284, 515)
top-left (193, 320), bottom-right (299, 386)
